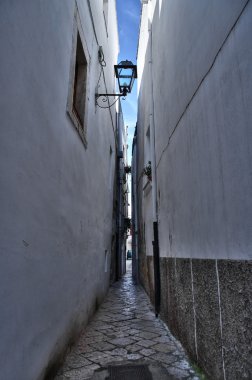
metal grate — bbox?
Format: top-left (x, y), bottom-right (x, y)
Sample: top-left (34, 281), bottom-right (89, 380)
top-left (108, 364), bottom-right (153, 380)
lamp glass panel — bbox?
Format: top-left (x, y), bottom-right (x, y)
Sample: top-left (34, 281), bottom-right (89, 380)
top-left (119, 68), bottom-right (133, 77)
top-left (119, 68), bottom-right (133, 91)
top-left (120, 77), bottom-right (131, 87)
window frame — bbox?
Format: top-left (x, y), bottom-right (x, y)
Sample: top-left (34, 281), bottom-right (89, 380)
top-left (66, 10), bottom-right (90, 148)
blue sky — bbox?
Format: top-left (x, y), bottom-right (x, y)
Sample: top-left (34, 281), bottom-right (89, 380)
top-left (116, 0), bottom-right (141, 162)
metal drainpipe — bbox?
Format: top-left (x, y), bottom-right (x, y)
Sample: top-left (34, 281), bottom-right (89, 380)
top-left (148, 18), bottom-right (161, 317)
top-left (134, 134), bottom-right (139, 285)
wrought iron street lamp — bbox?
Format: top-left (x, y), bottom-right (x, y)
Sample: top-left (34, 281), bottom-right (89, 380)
top-left (96, 60), bottom-right (137, 107)
top-left (114, 60), bottom-right (137, 96)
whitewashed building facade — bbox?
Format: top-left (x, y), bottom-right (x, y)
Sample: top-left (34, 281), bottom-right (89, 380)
top-left (0, 1), bottom-right (120, 379)
top-left (133, 1), bottom-right (252, 379)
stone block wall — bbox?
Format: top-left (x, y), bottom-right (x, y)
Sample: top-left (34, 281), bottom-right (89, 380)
top-left (159, 258), bottom-right (252, 379)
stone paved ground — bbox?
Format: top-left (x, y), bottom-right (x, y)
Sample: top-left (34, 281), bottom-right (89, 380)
top-left (55, 262), bottom-right (200, 380)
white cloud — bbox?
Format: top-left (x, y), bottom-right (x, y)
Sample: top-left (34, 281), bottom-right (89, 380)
top-left (125, 9), bottom-right (139, 22)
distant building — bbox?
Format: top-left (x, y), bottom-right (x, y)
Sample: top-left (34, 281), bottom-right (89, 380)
top-left (133, 0), bottom-right (252, 379)
top-left (111, 102), bottom-right (129, 281)
top-left (0, 1), bottom-right (121, 379)
top-left (131, 126), bottom-right (139, 283)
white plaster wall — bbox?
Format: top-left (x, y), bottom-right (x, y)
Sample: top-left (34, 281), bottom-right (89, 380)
top-left (137, 3), bottom-right (149, 94)
top-left (137, 0), bottom-right (252, 260)
top-left (0, 1), bottom-right (119, 379)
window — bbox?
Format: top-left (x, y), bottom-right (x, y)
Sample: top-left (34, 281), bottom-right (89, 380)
top-left (67, 14), bottom-right (89, 147)
top-left (73, 33), bottom-right (87, 128)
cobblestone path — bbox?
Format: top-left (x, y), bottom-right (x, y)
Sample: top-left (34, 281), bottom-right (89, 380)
top-left (55, 262), bottom-right (200, 380)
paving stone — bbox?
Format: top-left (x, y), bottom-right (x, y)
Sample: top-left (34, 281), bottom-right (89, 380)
top-left (85, 351), bottom-right (110, 362)
top-left (154, 335), bottom-right (176, 344)
top-left (128, 328), bottom-right (142, 335)
top-left (74, 343), bottom-right (94, 355)
top-left (108, 337), bottom-right (134, 347)
top-left (126, 353), bottom-right (143, 360)
top-left (137, 331), bottom-right (159, 340)
top-left (125, 343), bottom-right (142, 352)
top-left (55, 262), bottom-right (202, 379)
top-left (131, 321), bottom-right (156, 329)
top-left (137, 339), bottom-right (157, 348)
top-left (139, 348), bottom-right (156, 356)
top-left (151, 352), bottom-right (177, 365)
top-left (145, 327), bottom-right (168, 335)
top-left (106, 331), bottom-right (130, 339)
top-left (91, 355), bottom-right (117, 366)
top-left (130, 335), bottom-right (143, 341)
top-left (82, 336), bottom-right (105, 344)
top-left (114, 325), bottom-right (130, 332)
top-left (152, 343), bottom-right (178, 353)
top-left (106, 348), bottom-right (128, 356)
top-left (89, 341), bottom-right (115, 351)
top-left (64, 354), bottom-right (92, 369)
top-left (94, 325), bottom-right (114, 331)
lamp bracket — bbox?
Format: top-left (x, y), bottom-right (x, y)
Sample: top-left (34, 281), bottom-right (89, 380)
top-left (95, 93), bottom-right (127, 99)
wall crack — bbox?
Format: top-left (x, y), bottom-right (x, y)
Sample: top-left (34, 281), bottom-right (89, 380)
top-left (156, 0), bottom-right (250, 170)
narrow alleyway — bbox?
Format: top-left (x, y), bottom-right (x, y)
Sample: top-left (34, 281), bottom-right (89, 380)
top-left (55, 262), bottom-right (200, 380)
